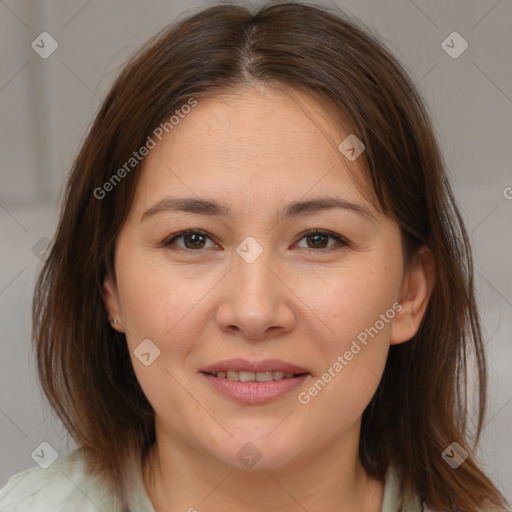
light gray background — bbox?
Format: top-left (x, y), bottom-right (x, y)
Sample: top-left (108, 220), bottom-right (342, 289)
top-left (1, 0), bottom-right (511, 501)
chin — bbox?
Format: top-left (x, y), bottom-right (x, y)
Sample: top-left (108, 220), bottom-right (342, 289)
top-left (204, 432), bottom-right (307, 471)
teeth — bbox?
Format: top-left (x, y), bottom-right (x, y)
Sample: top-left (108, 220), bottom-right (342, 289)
top-left (256, 371), bottom-right (273, 382)
top-left (239, 371), bottom-right (256, 382)
top-left (212, 370), bottom-right (299, 381)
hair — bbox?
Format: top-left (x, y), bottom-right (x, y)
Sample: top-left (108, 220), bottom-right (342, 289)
top-left (32, 1), bottom-right (508, 510)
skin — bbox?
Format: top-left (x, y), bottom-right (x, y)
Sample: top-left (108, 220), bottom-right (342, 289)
top-left (104, 83), bottom-right (434, 512)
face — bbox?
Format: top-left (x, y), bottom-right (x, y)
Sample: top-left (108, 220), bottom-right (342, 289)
top-left (104, 84), bottom-right (432, 471)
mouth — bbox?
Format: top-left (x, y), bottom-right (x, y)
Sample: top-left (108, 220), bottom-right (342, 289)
top-left (202, 370), bottom-right (306, 382)
top-left (200, 359), bottom-right (310, 404)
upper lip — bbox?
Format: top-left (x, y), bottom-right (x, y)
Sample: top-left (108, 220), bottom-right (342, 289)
top-left (200, 358), bottom-right (310, 375)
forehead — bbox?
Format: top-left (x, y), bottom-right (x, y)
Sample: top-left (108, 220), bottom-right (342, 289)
top-left (132, 84), bottom-right (374, 213)
top-left (166, 85), bottom-right (350, 165)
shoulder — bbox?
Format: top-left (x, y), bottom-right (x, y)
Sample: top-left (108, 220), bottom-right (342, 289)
top-left (381, 467), bottom-right (508, 512)
top-left (0, 448), bottom-right (120, 512)
top-left (382, 465), bottom-right (424, 512)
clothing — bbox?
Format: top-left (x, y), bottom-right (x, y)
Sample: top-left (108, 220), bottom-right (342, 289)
top-left (0, 448), bottom-right (425, 511)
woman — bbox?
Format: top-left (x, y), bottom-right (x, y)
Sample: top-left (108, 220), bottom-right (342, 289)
top-left (0, 2), bottom-right (508, 511)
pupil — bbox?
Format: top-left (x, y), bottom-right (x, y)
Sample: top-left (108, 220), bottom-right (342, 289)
top-left (185, 233), bottom-right (205, 249)
top-left (182, 233), bottom-right (328, 250)
top-left (310, 234), bottom-right (327, 248)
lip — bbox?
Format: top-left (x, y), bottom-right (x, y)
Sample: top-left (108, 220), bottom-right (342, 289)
top-left (202, 373), bottom-right (309, 404)
top-left (200, 359), bottom-right (310, 405)
top-left (200, 358), bottom-right (309, 374)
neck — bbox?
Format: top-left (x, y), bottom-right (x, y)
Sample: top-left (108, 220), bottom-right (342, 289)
top-left (143, 422), bottom-right (384, 512)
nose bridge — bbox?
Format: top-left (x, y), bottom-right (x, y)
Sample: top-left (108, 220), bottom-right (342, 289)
top-left (215, 238), bottom-right (295, 338)
top-left (232, 241), bottom-right (277, 305)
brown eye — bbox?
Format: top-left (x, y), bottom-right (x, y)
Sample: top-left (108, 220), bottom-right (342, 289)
top-left (306, 233), bottom-right (329, 249)
top-left (163, 230), bottom-right (219, 250)
top-left (183, 232), bottom-right (206, 249)
top-left (296, 230), bottom-right (350, 250)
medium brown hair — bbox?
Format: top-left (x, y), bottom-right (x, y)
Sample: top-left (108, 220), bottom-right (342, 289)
top-left (33, 2), bottom-right (508, 510)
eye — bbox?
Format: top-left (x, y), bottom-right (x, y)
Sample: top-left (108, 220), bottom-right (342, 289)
top-left (161, 229), bottom-right (350, 252)
top-left (162, 230), bottom-right (220, 250)
top-left (295, 230), bottom-right (350, 250)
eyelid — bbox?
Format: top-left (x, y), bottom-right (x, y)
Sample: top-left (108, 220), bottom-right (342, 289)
top-left (161, 229), bottom-right (219, 249)
top-left (161, 229), bottom-right (351, 251)
top-left (295, 229), bottom-right (351, 250)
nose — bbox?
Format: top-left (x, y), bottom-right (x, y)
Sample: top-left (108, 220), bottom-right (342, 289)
top-left (215, 247), bottom-right (296, 341)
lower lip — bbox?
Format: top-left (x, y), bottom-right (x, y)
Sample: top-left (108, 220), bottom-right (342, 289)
top-left (201, 373), bottom-right (309, 404)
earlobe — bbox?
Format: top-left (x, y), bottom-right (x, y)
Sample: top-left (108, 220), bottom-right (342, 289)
top-left (103, 275), bottom-right (124, 332)
top-left (390, 246), bottom-right (435, 345)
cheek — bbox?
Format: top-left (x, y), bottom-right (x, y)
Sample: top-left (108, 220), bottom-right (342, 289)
top-left (318, 263), bottom-right (402, 345)
top-left (116, 251), bottom-right (212, 343)
top-left (304, 348), bottom-right (388, 440)
top-left (116, 264), bottom-right (210, 419)
top-left (296, 261), bottom-right (400, 420)
top-left (298, 314), bottom-right (391, 431)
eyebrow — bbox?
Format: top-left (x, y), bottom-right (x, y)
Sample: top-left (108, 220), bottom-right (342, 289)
top-left (141, 196), bottom-right (376, 223)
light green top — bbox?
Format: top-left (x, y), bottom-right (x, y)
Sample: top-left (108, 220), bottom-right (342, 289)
top-left (0, 448), bottom-right (425, 511)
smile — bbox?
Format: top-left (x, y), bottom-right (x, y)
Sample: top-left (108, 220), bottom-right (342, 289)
top-left (205, 370), bottom-right (301, 381)
top-left (199, 359), bottom-right (310, 404)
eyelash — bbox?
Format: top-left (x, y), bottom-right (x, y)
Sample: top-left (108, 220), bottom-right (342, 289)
top-left (161, 229), bottom-right (351, 252)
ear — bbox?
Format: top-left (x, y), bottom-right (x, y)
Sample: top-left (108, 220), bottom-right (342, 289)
top-left (390, 246), bottom-right (435, 345)
top-left (103, 274), bottom-right (125, 333)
